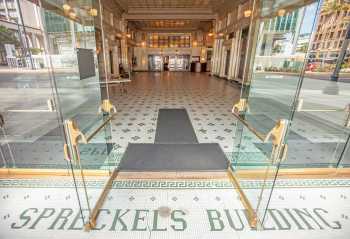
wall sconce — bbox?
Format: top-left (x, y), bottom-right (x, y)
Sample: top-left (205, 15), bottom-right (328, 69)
top-left (62, 3), bottom-right (71, 11)
top-left (89, 8), bottom-right (98, 16)
top-left (244, 10), bottom-right (252, 18)
top-left (193, 41), bottom-right (198, 47)
top-left (278, 9), bottom-right (286, 16)
top-left (126, 33), bottom-right (131, 38)
top-left (141, 41), bottom-right (146, 47)
top-left (208, 33), bottom-right (214, 37)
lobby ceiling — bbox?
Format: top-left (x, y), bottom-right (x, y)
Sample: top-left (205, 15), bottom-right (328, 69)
top-left (116, 0), bottom-right (228, 12)
top-left (115, 0), bottom-right (237, 32)
top-left (129, 19), bottom-right (213, 32)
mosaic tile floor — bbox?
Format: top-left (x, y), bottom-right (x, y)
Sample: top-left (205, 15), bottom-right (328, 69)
top-left (108, 72), bottom-right (240, 154)
top-left (0, 178), bottom-right (349, 239)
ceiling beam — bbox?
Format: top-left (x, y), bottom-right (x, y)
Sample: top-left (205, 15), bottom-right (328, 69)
top-left (123, 7), bottom-right (216, 20)
top-left (124, 14), bottom-right (216, 20)
top-left (137, 27), bottom-right (199, 32)
top-left (127, 7), bottom-right (214, 14)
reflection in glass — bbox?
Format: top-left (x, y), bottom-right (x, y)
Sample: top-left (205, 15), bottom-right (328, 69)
top-left (0, 0), bottom-right (66, 169)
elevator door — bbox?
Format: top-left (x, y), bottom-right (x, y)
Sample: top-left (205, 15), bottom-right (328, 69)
top-left (168, 55), bottom-right (190, 71)
top-left (148, 55), bottom-right (163, 71)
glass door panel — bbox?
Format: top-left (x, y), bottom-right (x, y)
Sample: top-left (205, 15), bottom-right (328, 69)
top-left (284, 24), bottom-right (350, 169)
top-left (41, 0), bottom-right (114, 230)
top-left (232, 0), bottom-right (321, 228)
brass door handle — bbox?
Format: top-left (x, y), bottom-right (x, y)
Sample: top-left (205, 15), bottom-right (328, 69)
top-left (264, 119), bottom-right (288, 146)
top-left (264, 120), bottom-right (289, 164)
top-left (98, 99), bottom-right (117, 114)
top-left (232, 99), bottom-right (248, 114)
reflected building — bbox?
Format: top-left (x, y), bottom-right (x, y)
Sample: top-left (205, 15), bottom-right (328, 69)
top-left (254, 8), bottom-right (309, 73)
top-left (0, 0), bottom-right (44, 67)
top-left (309, 0), bottom-right (350, 68)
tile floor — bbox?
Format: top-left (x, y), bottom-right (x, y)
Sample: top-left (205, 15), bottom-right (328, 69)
top-left (0, 177), bottom-right (349, 239)
top-left (108, 72), bottom-right (240, 154)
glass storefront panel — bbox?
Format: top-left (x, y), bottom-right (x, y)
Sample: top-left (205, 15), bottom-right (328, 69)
top-left (0, 0), bottom-right (66, 169)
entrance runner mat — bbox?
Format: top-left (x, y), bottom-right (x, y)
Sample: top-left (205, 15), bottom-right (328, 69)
top-left (155, 108), bottom-right (198, 143)
top-left (118, 143), bottom-right (228, 171)
top-left (0, 178), bottom-right (349, 239)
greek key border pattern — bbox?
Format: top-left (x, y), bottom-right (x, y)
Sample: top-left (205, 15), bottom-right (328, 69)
top-left (0, 178), bottom-right (350, 189)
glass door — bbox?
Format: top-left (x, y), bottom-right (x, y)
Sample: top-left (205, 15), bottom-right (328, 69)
top-left (230, 0), bottom-right (322, 228)
top-left (40, 0), bottom-right (116, 230)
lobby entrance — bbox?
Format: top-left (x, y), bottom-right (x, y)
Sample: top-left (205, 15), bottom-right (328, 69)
top-left (0, 0), bottom-right (349, 237)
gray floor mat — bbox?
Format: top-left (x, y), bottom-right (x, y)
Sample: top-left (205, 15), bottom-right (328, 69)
top-left (155, 108), bottom-right (198, 143)
top-left (118, 143), bottom-right (228, 171)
